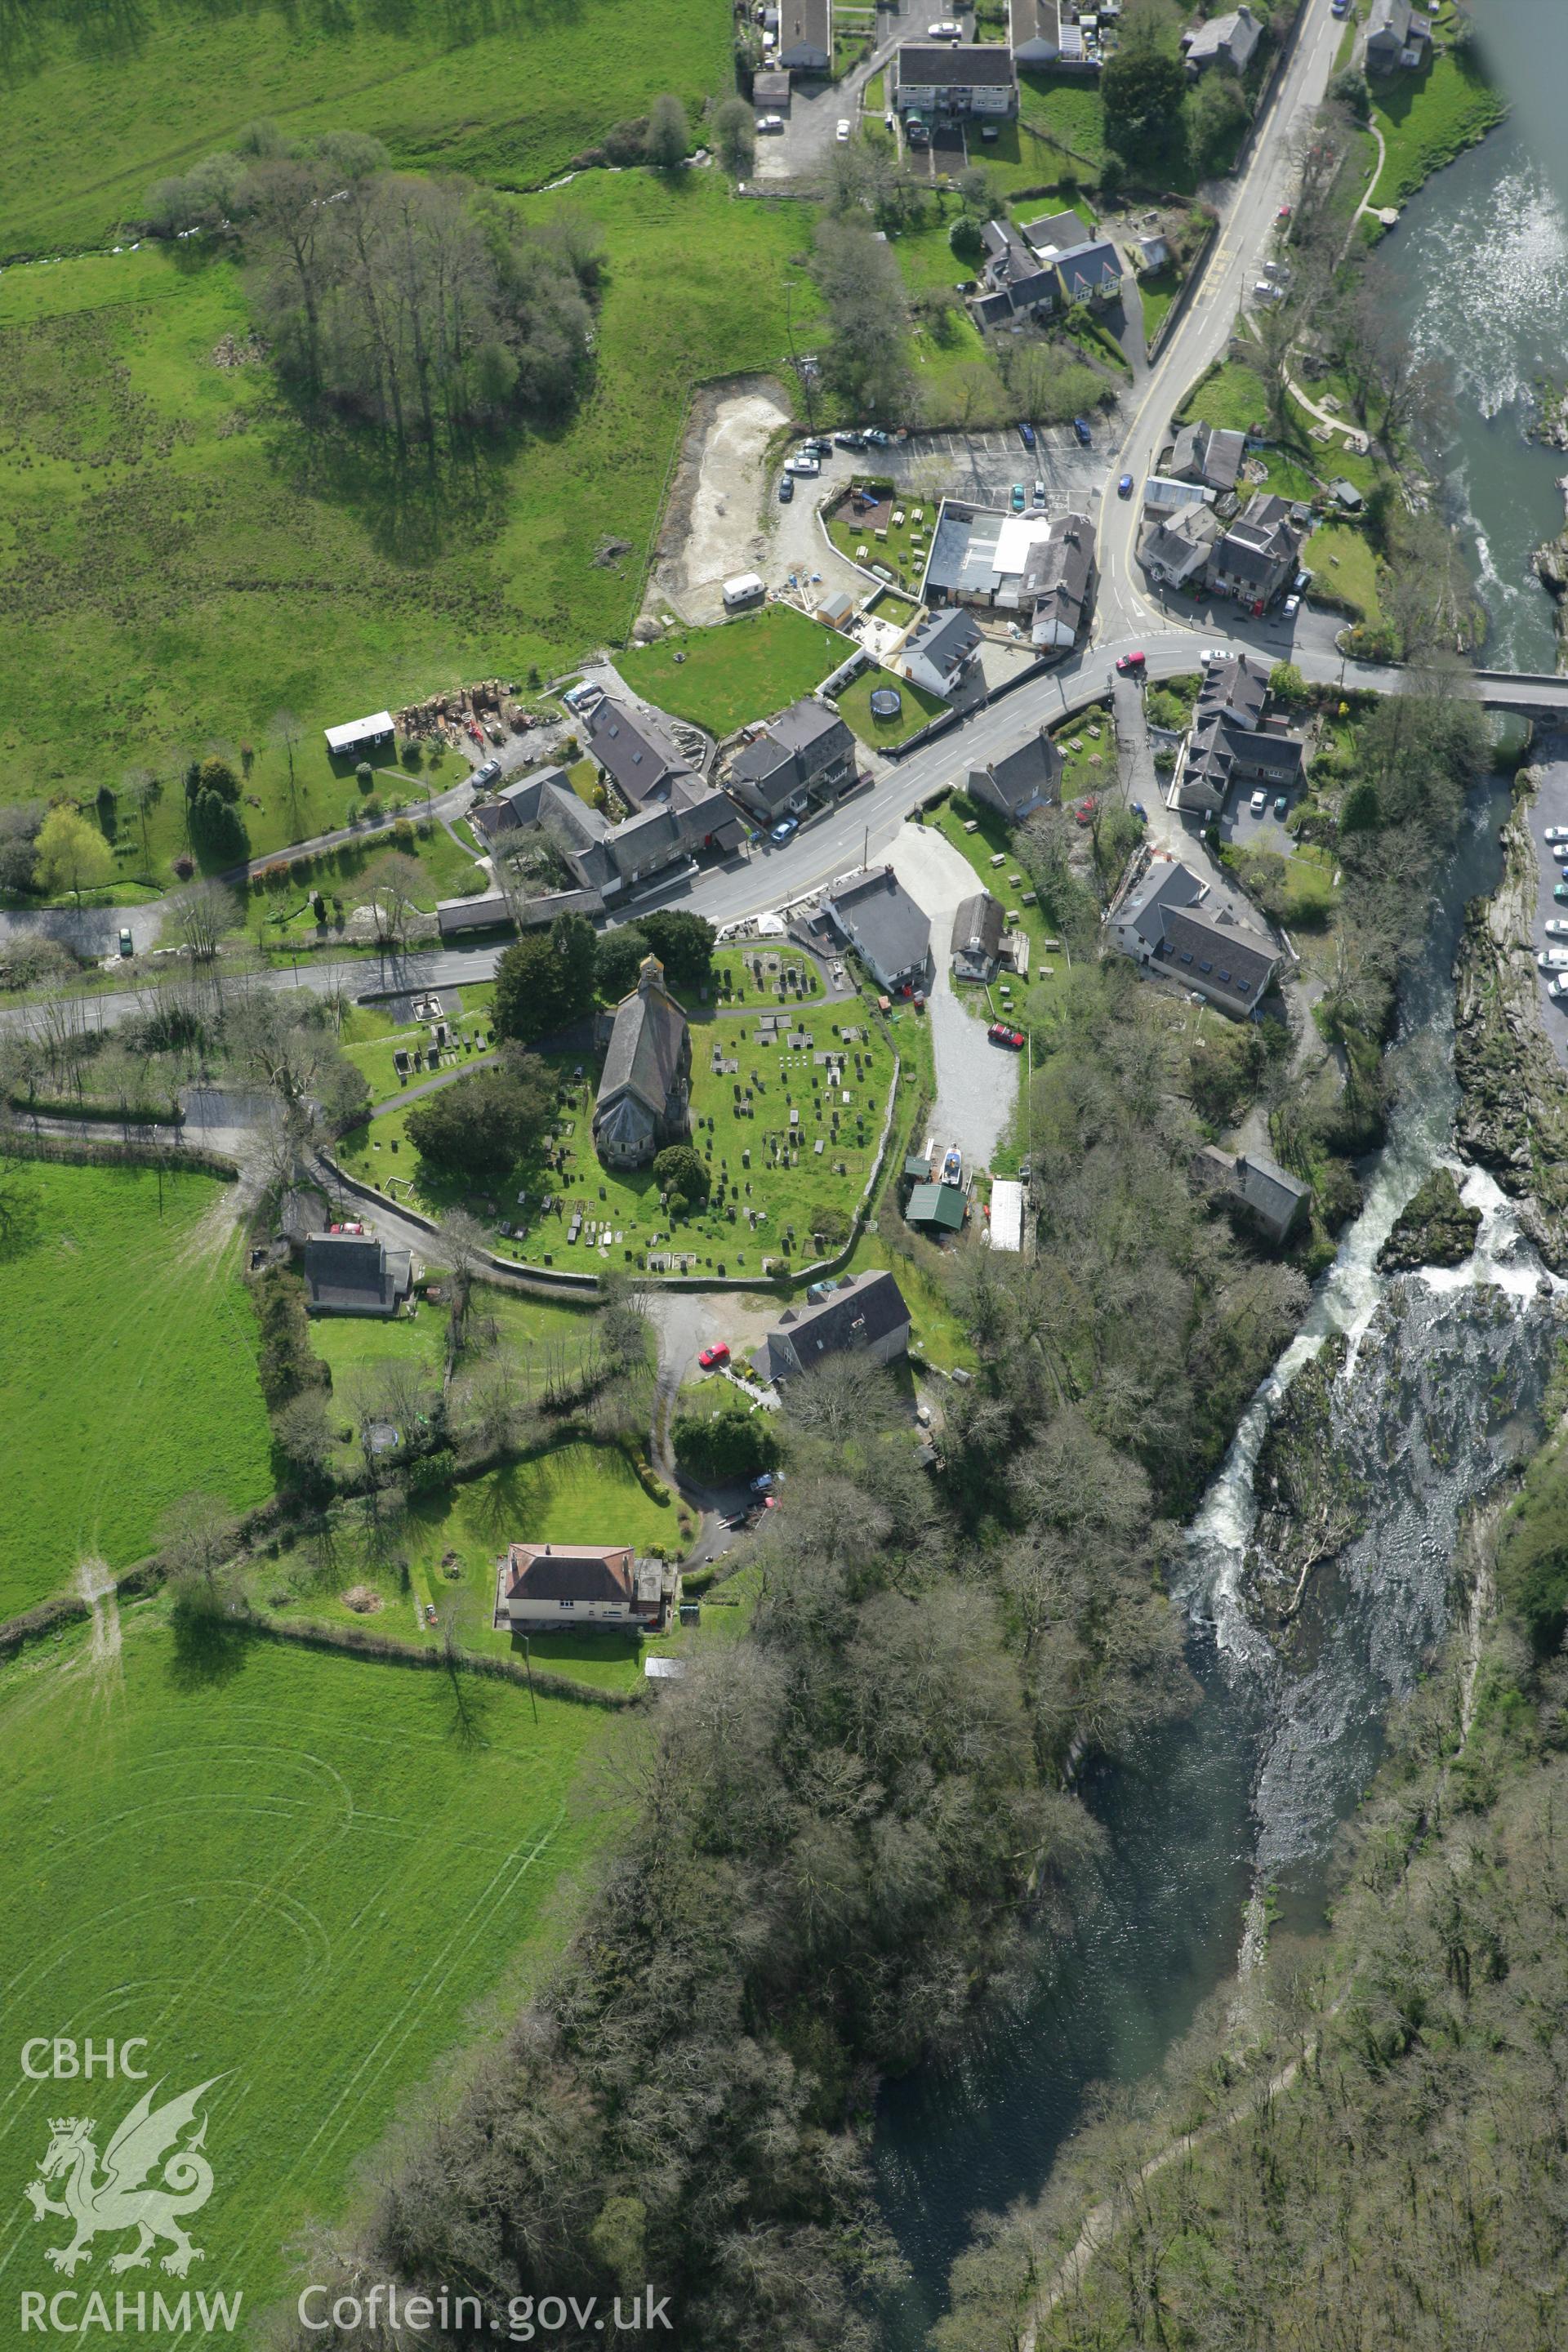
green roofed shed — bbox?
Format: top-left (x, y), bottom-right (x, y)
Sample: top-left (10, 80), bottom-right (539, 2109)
top-left (906, 1181), bottom-right (965, 1235)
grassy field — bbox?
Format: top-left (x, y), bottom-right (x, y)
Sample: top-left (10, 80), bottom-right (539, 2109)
top-left (0, 172), bottom-right (817, 862)
top-left (1307, 520), bottom-right (1383, 622)
top-left (337, 1009), bottom-right (890, 1275)
top-left (1370, 47), bottom-right (1508, 208)
top-left (0, 1162), bottom-right (274, 1621)
top-left (1178, 358), bottom-right (1269, 434)
top-left (0, 0), bottom-right (734, 256)
top-left (0, 1612), bottom-right (621, 2323)
top-left (617, 606), bottom-right (849, 737)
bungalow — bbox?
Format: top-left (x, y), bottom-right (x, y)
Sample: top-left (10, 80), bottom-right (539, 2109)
top-left (323, 710), bottom-right (394, 760)
top-left (1193, 1145), bottom-right (1310, 1245)
top-left (501, 1542), bottom-right (667, 1631)
top-left (822, 863), bottom-right (932, 993)
top-left (1009, 0), bottom-right (1062, 65)
top-left (951, 889), bottom-right (1007, 984)
top-left (893, 42), bottom-right (1018, 117)
top-left (1109, 856), bottom-right (1280, 1019)
top-left (965, 725), bottom-right (1062, 823)
top-left (1183, 4), bottom-right (1261, 74)
top-left (901, 605), bottom-right (983, 699)
top-left (303, 1231), bottom-right (413, 1318)
top-left (727, 697), bottom-right (858, 822)
top-left (1168, 417), bottom-right (1247, 493)
top-left (777, 0), bottom-right (831, 70)
top-left (755, 1268), bottom-right (912, 1384)
top-left (1142, 501), bottom-right (1222, 590)
top-left (584, 697), bottom-right (690, 810)
top-left (1209, 493), bottom-right (1303, 608)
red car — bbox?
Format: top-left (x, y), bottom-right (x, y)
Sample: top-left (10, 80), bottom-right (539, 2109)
top-left (987, 1022), bottom-right (1025, 1049)
top-left (697, 1342), bottom-right (731, 1370)
top-left (1116, 650), bottom-right (1147, 674)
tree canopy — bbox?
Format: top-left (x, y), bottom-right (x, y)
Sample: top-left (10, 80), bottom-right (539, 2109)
top-left (405, 1055), bottom-right (555, 1176)
top-left (494, 912), bottom-right (598, 1045)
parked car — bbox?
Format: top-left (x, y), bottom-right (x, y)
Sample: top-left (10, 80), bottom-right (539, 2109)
top-left (1539, 948), bottom-right (1568, 971)
top-left (698, 1342), bottom-right (731, 1370)
top-left (864, 426), bottom-right (893, 446)
top-left (803, 436), bottom-right (833, 456)
top-left (756, 113), bottom-right (786, 133)
top-left (785, 452), bottom-right (820, 475)
top-left (778, 474), bottom-right (794, 502)
top-left (474, 759), bottom-right (501, 786)
top-left (1551, 976), bottom-right (1568, 1003)
top-left (1018, 421), bottom-right (1036, 449)
top-left (836, 118), bottom-right (851, 141)
top-left (1274, 795), bottom-right (1290, 818)
top-left (1555, 882), bottom-right (1568, 903)
top-left (987, 1022), bottom-right (1025, 1049)
top-left (1276, 201), bottom-right (1294, 218)
top-left (118, 926), bottom-right (134, 957)
top-left (1254, 279), bottom-right (1283, 301)
top-left (1283, 593), bottom-right (1301, 617)
top-left (835, 430), bottom-right (866, 449)
top-left (1116, 650), bottom-right (1147, 673)
top-left (1544, 826), bottom-right (1568, 844)
top-left (1552, 838), bottom-right (1568, 862)
top-left (770, 816), bottom-right (798, 844)
top-left (928, 18), bottom-right (961, 34)
top-left (1118, 472), bottom-right (1134, 497)
top-left (1250, 790), bottom-right (1267, 816)
top-left (1200, 647), bottom-right (1219, 664)
top-left (1293, 569), bottom-right (1312, 592)
top-left (1072, 416), bottom-right (1092, 447)
top-left (1547, 919), bottom-right (1568, 939)
top-left (1010, 482), bottom-right (1026, 511)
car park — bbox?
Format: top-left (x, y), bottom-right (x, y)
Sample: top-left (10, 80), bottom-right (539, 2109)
top-left (778, 474), bottom-right (793, 502)
top-left (1072, 416), bottom-right (1092, 446)
top-left (1254, 279), bottom-right (1283, 301)
top-left (1552, 839), bottom-right (1568, 862)
top-left (1010, 483), bottom-right (1026, 510)
top-left (697, 1343), bottom-right (731, 1370)
top-left (1034, 476), bottom-right (1046, 504)
top-left (1250, 790), bottom-right (1267, 816)
top-left (1018, 421), bottom-right (1036, 448)
top-left (770, 817), bottom-right (798, 844)
top-left (987, 1022), bottom-right (1025, 1049)
top-left (836, 118), bottom-right (851, 141)
top-left (864, 426), bottom-right (893, 445)
top-left (756, 113), bottom-right (785, 132)
top-left (835, 430), bottom-right (866, 449)
top-left (1116, 650), bottom-right (1147, 672)
top-left (1552, 976), bottom-right (1568, 1004)
top-left (1118, 472), bottom-right (1134, 497)
top-left (1556, 882), bottom-right (1568, 903)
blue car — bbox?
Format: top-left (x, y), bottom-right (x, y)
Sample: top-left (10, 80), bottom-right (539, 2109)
top-left (778, 474), bottom-right (794, 502)
top-left (1118, 473), bottom-right (1134, 497)
top-left (1010, 483), bottom-right (1026, 511)
top-left (1072, 416), bottom-right (1092, 448)
top-left (770, 817), bottom-right (798, 844)
top-left (1018, 421), bottom-right (1036, 449)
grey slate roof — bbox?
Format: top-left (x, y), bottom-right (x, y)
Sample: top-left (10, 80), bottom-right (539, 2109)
top-left (1023, 514), bottom-right (1094, 642)
top-left (951, 889), bottom-right (1005, 980)
top-left (971, 727), bottom-right (1062, 816)
top-left (826, 864), bottom-right (932, 986)
top-left (1214, 494), bottom-right (1298, 587)
top-left (1184, 5), bottom-right (1261, 69)
top-left (729, 698), bottom-right (854, 812)
top-left (1144, 503), bottom-right (1222, 577)
top-left (303, 1232), bottom-right (412, 1315)
top-left (902, 604), bottom-right (981, 689)
top-left (1196, 650), bottom-right (1270, 732)
top-left (506, 1544), bottom-right (636, 1604)
top-left (1052, 238), bottom-right (1123, 301)
top-left (596, 959), bottom-right (688, 1121)
top-left (764, 1269), bottom-right (911, 1378)
top-left (1156, 909), bottom-right (1276, 1003)
top-left (585, 697), bottom-right (689, 807)
top-left (1022, 210), bottom-right (1085, 256)
top-left (1367, 0), bottom-right (1413, 51)
top-left (898, 41), bottom-right (1017, 84)
top-left (1169, 419), bottom-right (1246, 491)
top-left (1230, 1151), bottom-right (1308, 1225)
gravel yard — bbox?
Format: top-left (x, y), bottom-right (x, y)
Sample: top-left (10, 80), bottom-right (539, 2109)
top-left (884, 822), bottom-right (1020, 1172)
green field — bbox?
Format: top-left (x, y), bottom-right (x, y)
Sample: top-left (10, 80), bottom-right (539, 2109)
top-left (617, 606), bottom-right (850, 738)
top-left (339, 1007), bottom-right (889, 1275)
top-left (0, 1614), bottom-right (620, 2326)
top-left (0, 172), bottom-right (817, 860)
top-left (1178, 358), bottom-right (1269, 434)
top-left (1370, 47), bottom-right (1508, 208)
top-left (0, 1163), bottom-right (274, 1621)
top-left (0, 0), bottom-right (733, 256)
top-left (1307, 520), bottom-right (1384, 622)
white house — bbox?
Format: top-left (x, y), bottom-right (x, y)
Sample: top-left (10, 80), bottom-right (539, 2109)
top-left (501, 1543), bottom-right (666, 1631)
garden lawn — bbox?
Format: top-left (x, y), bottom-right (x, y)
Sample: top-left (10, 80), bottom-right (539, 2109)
top-left (1178, 357), bottom-right (1268, 434)
top-left (0, 1615), bottom-right (621, 2323)
top-left (929, 798), bottom-right (1071, 1014)
top-left (0, 174), bottom-right (817, 861)
top-left (973, 75), bottom-right (1107, 196)
top-left (617, 605), bottom-right (850, 737)
top-left (0, 0), bottom-right (733, 254)
top-left (825, 475), bottom-right (938, 595)
top-left (1370, 47), bottom-right (1508, 208)
top-left (336, 1013), bottom-right (891, 1276)
top-left (839, 666), bottom-right (950, 750)
top-left (255, 1443), bottom-right (679, 1662)
top-left (1135, 265), bottom-right (1182, 345)
top-left (1308, 522), bottom-right (1383, 624)
top-left (309, 1299), bottom-right (448, 1389)
top-left (0, 1161), bottom-right (274, 1620)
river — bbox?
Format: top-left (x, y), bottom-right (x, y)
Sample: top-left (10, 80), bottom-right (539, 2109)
top-left (875, 17), bottom-right (1568, 2327)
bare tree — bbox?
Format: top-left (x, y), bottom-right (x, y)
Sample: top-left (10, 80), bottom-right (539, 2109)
top-left (270, 708), bottom-right (306, 833)
top-left (176, 878), bottom-right (238, 964)
top-left (158, 1490), bottom-right (242, 1608)
top-left (359, 851), bottom-right (424, 949)
top-left (122, 767), bottom-right (159, 864)
top-left (439, 1209), bottom-right (490, 1340)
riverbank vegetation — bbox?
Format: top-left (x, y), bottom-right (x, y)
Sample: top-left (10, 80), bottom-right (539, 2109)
top-left (935, 1413), bottom-right (1568, 2352)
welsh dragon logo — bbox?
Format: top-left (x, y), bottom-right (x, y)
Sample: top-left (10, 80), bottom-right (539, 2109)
top-left (24, 2077), bottom-right (223, 2278)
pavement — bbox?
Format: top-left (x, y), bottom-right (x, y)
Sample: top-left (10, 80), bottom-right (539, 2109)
top-left (882, 822), bottom-right (1019, 1169)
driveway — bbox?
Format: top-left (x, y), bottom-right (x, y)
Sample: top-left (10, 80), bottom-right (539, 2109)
top-left (884, 820), bottom-right (1018, 1172)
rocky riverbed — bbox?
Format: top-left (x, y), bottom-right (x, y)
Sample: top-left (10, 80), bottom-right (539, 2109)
top-left (1453, 768), bottom-right (1568, 1269)
top-left (1376, 1166), bottom-right (1481, 1273)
